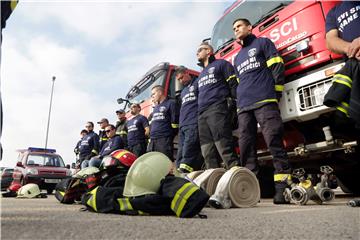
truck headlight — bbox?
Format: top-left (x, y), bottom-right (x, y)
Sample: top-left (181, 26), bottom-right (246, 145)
top-left (26, 168), bottom-right (38, 175)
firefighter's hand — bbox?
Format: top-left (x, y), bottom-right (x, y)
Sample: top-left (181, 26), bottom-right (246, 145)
top-left (347, 37), bottom-right (360, 59)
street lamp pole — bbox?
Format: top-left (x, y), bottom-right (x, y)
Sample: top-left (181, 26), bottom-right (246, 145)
top-left (45, 76), bottom-right (56, 150)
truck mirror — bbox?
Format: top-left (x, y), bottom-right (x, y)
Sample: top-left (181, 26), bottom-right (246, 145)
top-left (71, 163), bottom-right (76, 169)
top-left (66, 164), bottom-right (71, 169)
top-left (16, 162), bottom-right (23, 167)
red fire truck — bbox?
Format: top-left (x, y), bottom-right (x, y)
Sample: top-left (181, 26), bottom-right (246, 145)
top-left (117, 62), bottom-right (199, 117)
top-left (211, 0), bottom-right (359, 194)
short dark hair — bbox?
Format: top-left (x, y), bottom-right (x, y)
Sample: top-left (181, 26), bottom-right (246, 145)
top-left (233, 18), bottom-right (252, 26)
top-left (199, 41), bottom-right (214, 53)
top-left (80, 129), bottom-right (88, 134)
top-left (152, 85), bottom-right (164, 93)
top-left (106, 124), bottom-right (116, 130)
top-left (175, 66), bottom-right (187, 76)
top-left (87, 121), bottom-right (94, 128)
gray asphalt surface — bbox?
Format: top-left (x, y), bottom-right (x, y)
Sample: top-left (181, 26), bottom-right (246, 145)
top-left (1, 192), bottom-right (359, 240)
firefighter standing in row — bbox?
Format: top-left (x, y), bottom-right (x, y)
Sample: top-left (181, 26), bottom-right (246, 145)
top-left (78, 121), bottom-right (100, 169)
top-left (126, 103), bottom-right (150, 157)
top-left (196, 42), bottom-right (239, 169)
top-left (147, 85), bottom-right (178, 160)
top-left (115, 109), bottom-right (128, 149)
top-left (324, 1), bottom-right (360, 128)
top-left (175, 66), bottom-right (202, 173)
top-left (97, 118), bottom-right (109, 150)
top-left (232, 18), bottom-right (292, 204)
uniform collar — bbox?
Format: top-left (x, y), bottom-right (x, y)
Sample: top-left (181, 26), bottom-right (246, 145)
top-left (242, 34), bottom-right (257, 47)
top-left (197, 54), bottom-right (216, 68)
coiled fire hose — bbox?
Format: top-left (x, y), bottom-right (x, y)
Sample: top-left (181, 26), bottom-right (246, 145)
top-left (186, 170), bottom-right (204, 180)
top-left (209, 166), bottom-right (260, 208)
top-left (193, 168), bottom-right (226, 196)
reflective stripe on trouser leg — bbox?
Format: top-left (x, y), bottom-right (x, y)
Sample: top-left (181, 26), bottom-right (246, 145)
top-left (180, 124), bottom-right (202, 172)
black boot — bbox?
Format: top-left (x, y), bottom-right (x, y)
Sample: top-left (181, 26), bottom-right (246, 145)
top-left (273, 181), bottom-right (290, 204)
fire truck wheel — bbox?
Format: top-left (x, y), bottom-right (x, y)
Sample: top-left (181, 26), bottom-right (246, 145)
top-left (336, 167), bottom-right (360, 195)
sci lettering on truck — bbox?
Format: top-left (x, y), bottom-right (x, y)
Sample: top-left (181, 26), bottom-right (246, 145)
top-left (269, 17), bottom-right (298, 42)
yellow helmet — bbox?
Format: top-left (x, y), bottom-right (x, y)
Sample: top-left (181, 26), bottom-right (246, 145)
top-left (123, 152), bottom-right (172, 197)
top-left (17, 183), bottom-right (41, 198)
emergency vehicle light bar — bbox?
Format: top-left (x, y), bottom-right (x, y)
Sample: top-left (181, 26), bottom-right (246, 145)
top-left (27, 147), bottom-right (56, 153)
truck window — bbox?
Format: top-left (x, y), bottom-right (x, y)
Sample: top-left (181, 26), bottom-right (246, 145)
top-left (128, 69), bottom-right (167, 104)
top-left (211, 0), bottom-right (293, 52)
top-left (27, 154), bottom-right (65, 167)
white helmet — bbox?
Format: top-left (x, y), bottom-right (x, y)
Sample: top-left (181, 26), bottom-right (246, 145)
top-left (17, 184), bottom-right (41, 198)
top-left (123, 152), bottom-right (172, 197)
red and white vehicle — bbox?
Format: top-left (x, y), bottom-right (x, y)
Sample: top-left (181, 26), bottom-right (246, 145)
top-left (211, 0), bottom-right (359, 193)
top-left (12, 147), bottom-right (72, 194)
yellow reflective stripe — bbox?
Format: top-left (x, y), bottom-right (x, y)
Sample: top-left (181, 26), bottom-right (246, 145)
top-left (179, 163), bottom-right (193, 173)
top-left (333, 74), bottom-right (352, 88)
top-left (274, 174), bottom-right (291, 182)
top-left (236, 77), bottom-right (240, 83)
top-left (114, 150), bottom-right (128, 160)
top-left (118, 131), bottom-right (127, 135)
top-left (86, 187), bottom-right (99, 212)
top-left (334, 74), bottom-right (352, 83)
top-left (266, 56), bottom-right (284, 67)
top-left (333, 80), bottom-right (352, 88)
top-left (299, 179), bottom-right (312, 189)
top-left (100, 137), bottom-right (108, 140)
top-left (91, 149), bottom-right (98, 154)
top-left (336, 101), bottom-right (350, 117)
top-left (171, 182), bottom-right (199, 217)
top-left (117, 198), bottom-right (133, 211)
top-left (59, 191), bottom-right (65, 197)
top-left (275, 85), bottom-right (284, 92)
top-left (256, 98), bottom-right (278, 104)
top-left (11, 0), bottom-right (18, 10)
top-left (171, 123), bottom-right (179, 129)
top-left (226, 74), bottom-right (236, 82)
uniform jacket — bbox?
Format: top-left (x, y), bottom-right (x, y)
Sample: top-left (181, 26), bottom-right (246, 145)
top-left (79, 131), bottom-right (100, 160)
top-left (150, 98), bottom-right (178, 139)
top-left (99, 135), bottom-right (124, 158)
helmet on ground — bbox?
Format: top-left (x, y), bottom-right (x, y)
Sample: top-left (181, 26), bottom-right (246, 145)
top-left (101, 149), bottom-right (137, 170)
top-left (123, 152), bottom-right (172, 197)
top-left (8, 182), bottom-right (22, 192)
top-left (17, 183), bottom-right (41, 198)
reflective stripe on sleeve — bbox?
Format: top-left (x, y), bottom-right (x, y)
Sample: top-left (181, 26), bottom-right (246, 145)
top-left (275, 85), bottom-right (284, 92)
top-left (226, 74), bottom-right (236, 82)
top-left (179, 163), bottom-right (193, 173)
top-left (333, 74), bottom-right (352, 88)
top-left (256, 98), bottom-right (278, 104)
top-left (117, 198), bottom-right (133, 211)
top-left (266, 56), bottom-right (284, 67)
top-left (171, 182), bottom-right (199, 217)
top-left (336, 101), bottom-right (350, 117)
top-left (171, 123), bottom-right (179, 129)
top-left (91, 149), bottom-right (98, 155)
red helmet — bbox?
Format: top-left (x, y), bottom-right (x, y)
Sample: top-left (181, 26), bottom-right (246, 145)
top-left (101, 149), bottom-right (137, 170)
top-left (8, 182), bottom-right (22, 192)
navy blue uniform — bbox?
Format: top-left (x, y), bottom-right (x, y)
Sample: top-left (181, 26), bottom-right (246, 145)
top-left (176, 78), bottom-right (202, 173)
top-left (99, 135), bottom-right (124, 157)
top-left (78, 131), bottom-right (100, 161)
top-left (325, 2), bottom-right (360, 43)
top-left (127, 114), bottom-right (149, 157)
top-left (234, 34), bottom-right (290, 177)
top-left (98, 130), bottom-right (109, 151)
top-left (148, 98), bottom-right (178, 160)
top-left (197, 57), bottom-right (239, 169)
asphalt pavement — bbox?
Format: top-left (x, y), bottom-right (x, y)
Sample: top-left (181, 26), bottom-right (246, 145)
top-left (1, 190), bottom-right (359, 240)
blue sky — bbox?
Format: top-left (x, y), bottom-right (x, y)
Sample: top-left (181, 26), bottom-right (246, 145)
top-left (1, 0), bottom-right (231, 167)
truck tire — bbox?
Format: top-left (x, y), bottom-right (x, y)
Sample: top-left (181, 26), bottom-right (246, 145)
top-left (336, 165), bottom-right (360, 195)
top-left (47, 188), bottom-right (54, 194)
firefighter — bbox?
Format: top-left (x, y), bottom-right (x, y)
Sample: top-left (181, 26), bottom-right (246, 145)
top-left (232, 18), bottom-right (291, 204)
top-left (97, 118), bottom-right (109, 150)
top-left (196, 42), bottom-right (239, 169)
top-left (126, 103), bottom-right (149, 157)
top-left (324, 1), bottom-right (360, 128)
top-left (82, 124), bottom-right (124, 168)
top-left (325, 1), bottom-right (360, 60)
top-left (175, 66), bottom-right (202, 173)
top-left (147, 85), bottom-right (178, 160)
top-left (115, 109), bottom-right (128, 149)
top-left (74, 129), bottom-right (88, 166)
top-left (78, 121), bottom-right (100, 169)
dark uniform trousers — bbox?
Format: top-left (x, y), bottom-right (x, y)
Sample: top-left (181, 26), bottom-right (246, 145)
top-left (147, 137), bottom-right (174, 161)
top-left (198, 101), bottom-right (239, 169)
top-left (237, 103), bottom-right (291, 175)
top-left (129, 142), bottom-right (147, 157)
top-left (176, 124), bottom-right (202, 172)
